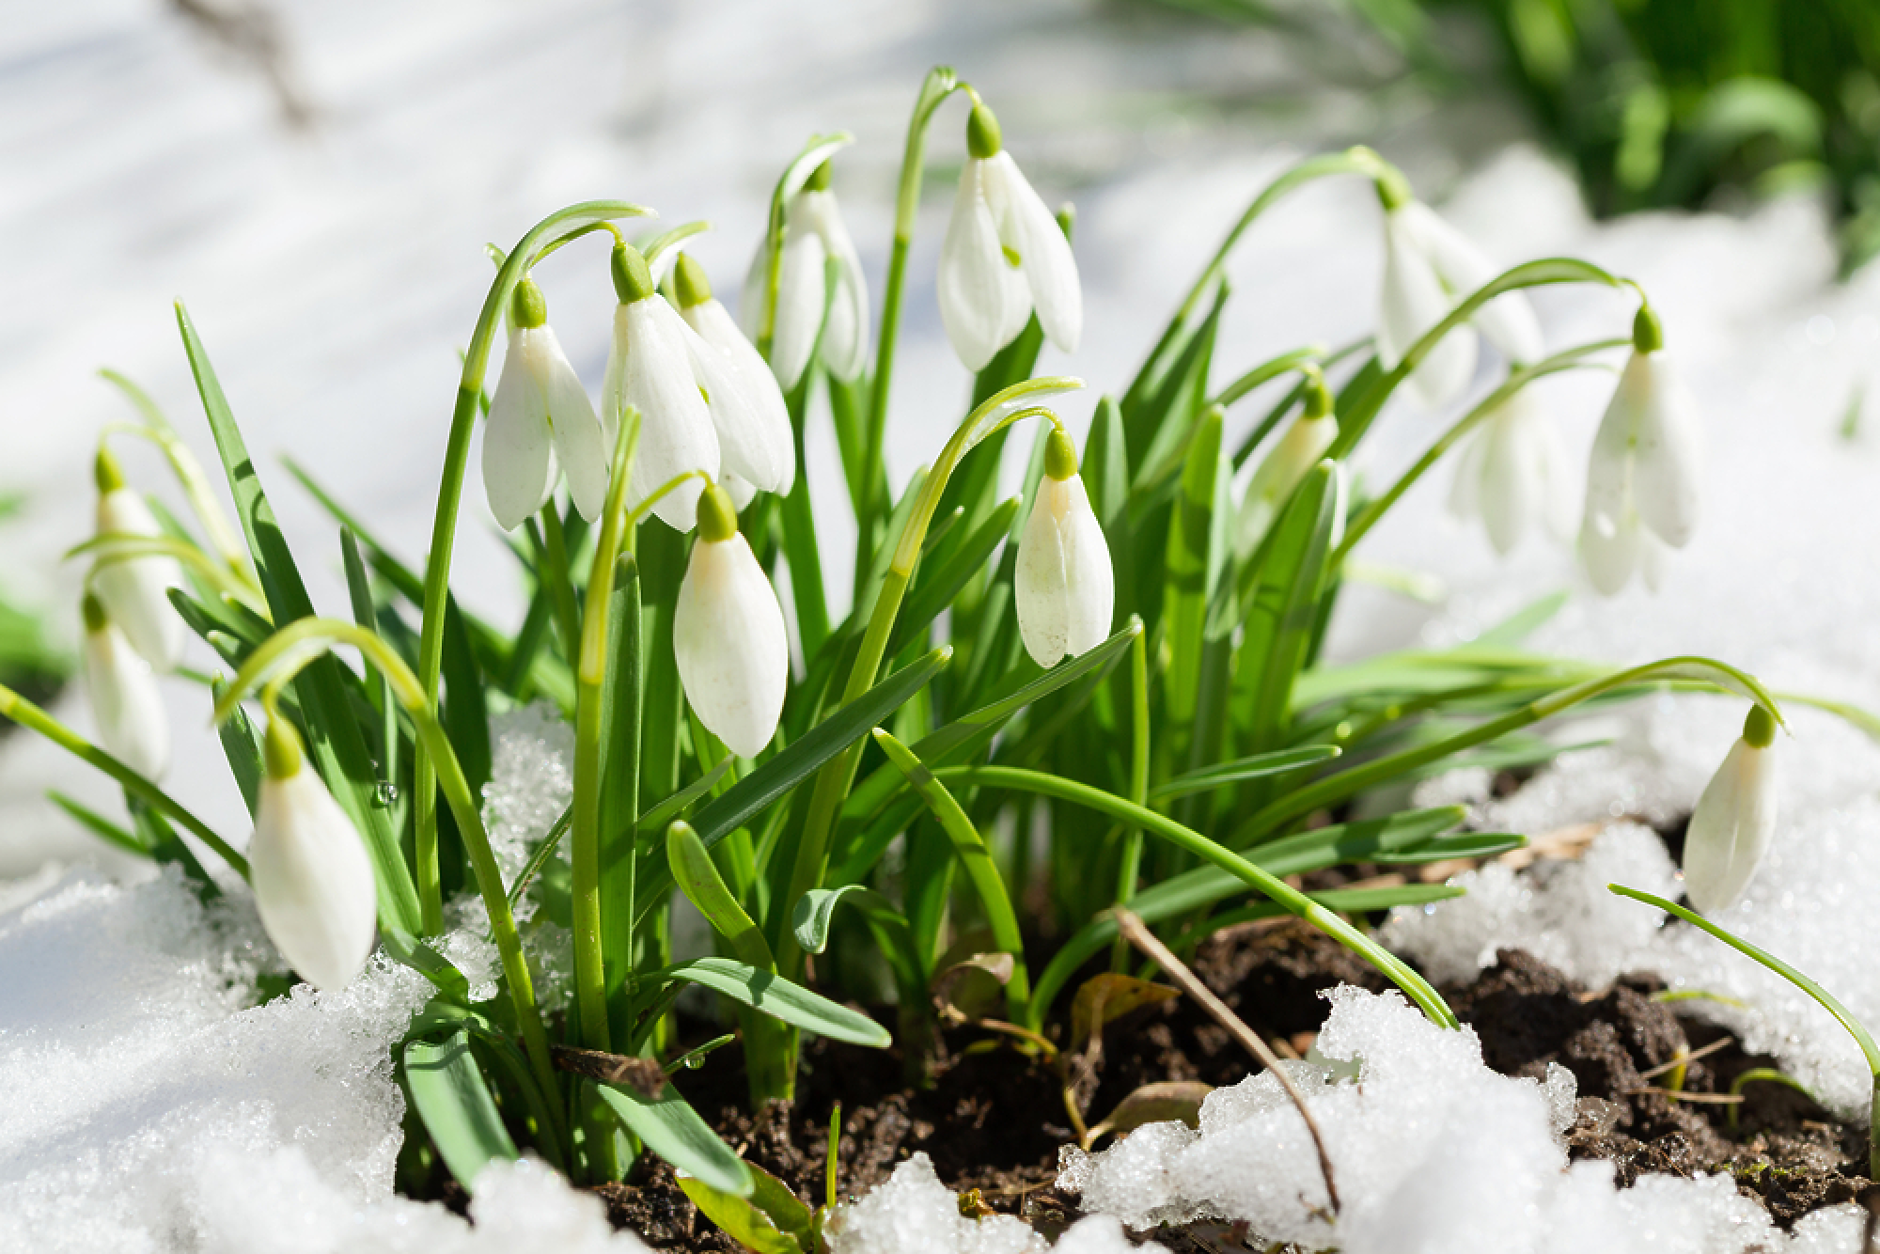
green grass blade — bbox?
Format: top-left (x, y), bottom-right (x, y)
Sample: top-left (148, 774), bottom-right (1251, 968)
top-left (1236, 459), bottom-right (1344, 755)
top-left (657, 957), bottom-right (891, 1048)
top-left (596, 1082), bottom-right (753, 1197)
top-left (403, 1027), bottom-right (520, 1192)
top-left (668, 821), bottom-right (774, 970)
top-left (1150, 744), bottom-right (1340, 801)
top-left (47, 790), bottom-right (149, 859)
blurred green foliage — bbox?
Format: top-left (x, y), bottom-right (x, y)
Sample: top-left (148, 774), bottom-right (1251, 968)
top-left (0, 495), bottom-right (68, 710)
top-left (1158, 0), bottom-right (1880, 273)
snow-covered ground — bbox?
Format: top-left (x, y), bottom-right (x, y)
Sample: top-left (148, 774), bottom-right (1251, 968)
top-left (11, 1), bottom-right (1880, 1250)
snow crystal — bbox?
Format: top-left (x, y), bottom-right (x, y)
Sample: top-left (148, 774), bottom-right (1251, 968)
top-left (1061, 987), bottom-right (1867, 1253)
top-left (482, 702), bottom-right (575, 885)
top-left (826, 1153), bottom-right (1137, 1254)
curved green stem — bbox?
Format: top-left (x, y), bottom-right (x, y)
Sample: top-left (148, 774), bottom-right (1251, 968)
top-left (1610, 884), bottom-right (1879, 1174)
top-left (70, 534), bottom-right (270, 617)
top-left (859, 67), bottom-right (968, 527)
top-left (775, 381), bottom-right (1078, 975)
top-left (1327, 258), bottom-right (1634, 460)
top-left (99, 370), bottom-right (254, 579)
top-left (571, 411), bottom-right (641, 1053)
top-left (0, 682), bottom-right (248, 879)
top-left (1242, 656), bottom-right (1782, 841)
top-left (1111, 627), bottom-right (1150, 971)
top-left (1330, 339), bottom-right (1629, 564)
top-left (216, 618), bottom-right (559, 1101)
top-left (932, 764), bottom-right (1455, 1029)
top-left (412, 199), bottom-right (652, 948)
top-left (1208, 345), bottom-right (1329, 411)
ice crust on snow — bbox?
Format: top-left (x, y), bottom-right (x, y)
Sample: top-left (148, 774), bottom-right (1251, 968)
top-left (1061, 987), bottom-right (1869, 1253)
top-left (827, 1153), bottom-right (1136, 1254)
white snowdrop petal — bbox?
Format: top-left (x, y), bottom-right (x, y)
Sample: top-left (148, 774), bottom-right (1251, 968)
top-left (673, 535), bottom-right (789, 758)
top-left (939, 160), bottom-right (1030, 372)
top-left (988, 152), bottom-right (1082, 354)
top-left (1234, 415), bottom-right (1336, 557)
top-left (1533, 404), bottom-right (1579, 541)
top-left (1578, 510), bottom-right (1639, 596)
top-left (1445, 424), bottom-right (1488, 523)
top-left (1682, 740), bottom-right (1777, 914)
top-left (251, 767), bottom-right (380, 991)
top-left (1402, 201), bottom-right (1545, 364)
top-left (1626, 352), bottom-right (1703, 549)
top-left (804, 189), bottom-right (872, 382)
top-left (1379, 210), bottom-right (1475, 408)
top-left (771, 204), bottom-right (828, 393)
top-left (616, 300), bottom-right (720, 533)
top-left (84, 625), bottom-right (169, 780)
top-left (1478, 402), bottom-right (1542, 555)
top-left (1016, 475), bottom-right (1112, 667)
top-left (738, 235), bottom-right (770, 342)
top-left (481, 332), bottom-right (558, 532)
top-left (721, 472), bottom-right (758, 511)
top-left (526, 327), bottom-right (609, 524)
top-left (681, 298), bottom-right (795, 496)
top-left (94, 488), bottom-right (187, 671)
top-left (1581, 372), bottom-right (1638, 541)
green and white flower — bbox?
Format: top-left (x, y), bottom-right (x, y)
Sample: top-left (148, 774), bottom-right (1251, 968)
top-left (673, 484), bottom-right (789, 757)
top-left (1016, 428), bottom-right (1113, 667)
top-left (481, 277), bottom-right (609, 531)
top-left (81, 592), bottom-right (168, 781)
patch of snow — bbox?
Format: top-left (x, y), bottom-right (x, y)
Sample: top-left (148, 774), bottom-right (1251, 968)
top-left (827, 1152), bottom-right (1136, 1254)
top-left (1061, 987), bottom-right (1867, 1253)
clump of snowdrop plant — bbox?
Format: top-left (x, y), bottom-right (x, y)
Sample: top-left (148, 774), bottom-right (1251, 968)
top-left (6, 63), bottom-right (1859, 1245)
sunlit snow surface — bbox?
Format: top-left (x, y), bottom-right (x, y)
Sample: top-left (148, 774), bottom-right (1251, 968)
top-left (9, 0), bottom-right (1880, 1250)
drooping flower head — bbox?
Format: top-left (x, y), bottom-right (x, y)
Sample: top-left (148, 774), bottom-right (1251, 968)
top-left (92, 448), bottom-right (186, 672)
top-left (1682, 704), bottom-right (1779, 914)
top-left (1579, 305), bottom-right (1702, 594)
top-left (674, 253), bottom-right (795, 498)
top-left (1234, 370), bottom-right (1339, 558)
top-left (81, 591), bottom-right (169, 781)
top-left (481, 277), bottom-right (610, 531)
top-left (1448, 385), bottom-right (1575, 555)
top-left (602, 242), bottom-right (721, 532)
top-left (938, 102), bottom-right (1081, 372)
top-left (250, 715), bottom-right (379, 991)
top-left (1375, 173), bottom-right (1544, 410)
top-left (741, 159), bottom-right (870, 392)
top-left (1016, 428), bottom-right (1114, 667)
top-left (672, 484), bottom-right (790, 758)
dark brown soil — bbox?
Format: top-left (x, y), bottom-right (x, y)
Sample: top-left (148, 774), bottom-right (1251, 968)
top-left (586, 919), bottom-right (1875, 1248)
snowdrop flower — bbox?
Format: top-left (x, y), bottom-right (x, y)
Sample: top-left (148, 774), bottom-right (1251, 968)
top-left (1375, 175), bottom-right (1544, 410)
top-left (675, 253), bottom-right (795, 497)
top-left (1016, 428), bottom-right (1114, 667)
top-left (741, 160), bottom-right (869, 392)
top-left (602, 242), bottom-right (721, 532)
top-left (1233, 372), bottom-right (1338, 557)
top-left (938, 102), bottom-right (1081, 372)
top-left (1682, 705), bottom-right (1778, 914)
top-left (251, 715), bottom-right (379, 991)
top-left (81, 593), bottom-right (168, 780)
top-left (1579, 306), bottom-right (1702, 595)
top-left (1447, 386), bottom-right (1575, 555)
top-left (673, 485), bottom-right (788, 758)
top-left (92, 449), bottom-right (186, 671)
top-left (481, 277), bottom-right (609, 532)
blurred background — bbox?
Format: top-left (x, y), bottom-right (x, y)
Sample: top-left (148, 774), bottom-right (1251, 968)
top-left (3, 0), bottom-right (1875, 877)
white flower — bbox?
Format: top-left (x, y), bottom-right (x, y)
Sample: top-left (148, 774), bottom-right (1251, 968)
top-left (602, 243), bottom-right (721, 532)
top-left (741, 163), bottom-right (870, 392)
top-left (1233, 378), bottom-right (1338, 557)
top-left (1682, 705), bottom-right (1778, 914)
top-left (938, 103), bottom-right (1081, 372)
top-left (1579, 310), bottom-right (1701, 595)
top-left (481, 278), bottom-right (610, 532)
top-left (250, 716), bottom-right (379, 991)
top-left (81, 594), bottom-right (169, 780)
top-left (1447, 386), bottom-right (1575, 555)
top-left (676, 253), bottom-right (795, 497)
top-left (92, 451), bottom-right (186, 672)
top-left (673, 486), bottom-right (789, 758)
top-left (1376, 192), bottom-right (1544, 410)
top-left (1016, 430), bottom-right (1114, 667)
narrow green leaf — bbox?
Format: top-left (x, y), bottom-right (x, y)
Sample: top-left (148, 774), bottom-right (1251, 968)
top-left (891, 496), bottom-right (1021, 655)
top-left (1236, 459), bottom-right (1344, 753)
top-left (1162, 406), bottom-right (1228, 735)
top-left (1373, 832), bottom-right (1527, 864)
top-left (677, 1175), bottom-right (802, 1254)
top-left (214, 682), bottom-right (266, 816)
top-left (382, 927), bottom-right (472, 1002)
top-left (596, 1082), bottom-right (753, 1197)
top-left (1150, 744), bottom-right (1340, 800)
top-left (176, 304), bottom-right (421, 933)
top-left (873, 728), bottom-right (1029, 1019)
top-left (403, 1028), bottom-right (520, 1192)
top-left (668, 821), bottom-right (774, 970)
top-left (1466, 591), bottom-right (1570, 650)
top-left (658, 957), bottom-right (891, 1048)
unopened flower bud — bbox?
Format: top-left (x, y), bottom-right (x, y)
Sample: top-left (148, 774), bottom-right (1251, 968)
top-left (1016, 434), bottom-right (1114, 667)
top-left (249, 717), bottom-right (379, 990)
top-left (482, 276), bottom-right (609, 530)
top-left (1682, 705), bottom-right (1778, 914)
top-left (81, 592), bottom-right (169, 780)
top-left (673, 485), bottom-right (789, 757)
top-left (92, 448), bottom-right (186, 672)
